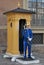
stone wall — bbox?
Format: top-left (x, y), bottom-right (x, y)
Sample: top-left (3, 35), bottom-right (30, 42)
top-left (0, 29), bottom-right (7, 53)
top-left (32, 45), bottom-right (44, 54)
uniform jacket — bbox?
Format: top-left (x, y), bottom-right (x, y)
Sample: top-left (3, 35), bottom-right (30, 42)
top-left (22, 28), bottom-right (33, 41)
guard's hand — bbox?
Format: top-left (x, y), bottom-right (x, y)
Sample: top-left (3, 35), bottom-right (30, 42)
top-left (28, 37), bottom-right (32, 41)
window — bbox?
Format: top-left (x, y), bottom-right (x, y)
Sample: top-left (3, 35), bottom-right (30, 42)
top-left (38, 3), bottom-right (42, 8)
top-left (42, 3), bottom-right (44, 8)
top-left (28, 2), bottom-right (32, 8)
top-left (38, 9), bottom-right (43, 13)
top-left (28, 0), bottom-right (36, 8)
top-left (42, 0), bottom-right (44, 2)
top-left (41, 14), bottom-right (44, 19)
top-left (41, 14), bottom-right (44, 25)
top-left (27, 0), bottom-right (44, 26)
top-left (37, 0), bottom-right (42, 2)
top-left (32, 33), bottom-right (43, 44)
top-left (32, 2), bottom-right (36, 8)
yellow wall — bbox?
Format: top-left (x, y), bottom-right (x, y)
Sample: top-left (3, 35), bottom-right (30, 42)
top-left (6, 12), bottom-right (32, 55)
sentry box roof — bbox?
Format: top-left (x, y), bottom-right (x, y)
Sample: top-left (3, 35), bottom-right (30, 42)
top-left (3, 8), bottom-right (36, 14)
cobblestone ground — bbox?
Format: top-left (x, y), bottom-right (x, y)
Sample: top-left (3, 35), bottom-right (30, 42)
top-left (0, 52), bottom-right (44, 65)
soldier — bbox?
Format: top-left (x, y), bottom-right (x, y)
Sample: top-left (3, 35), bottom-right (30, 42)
top-left (22, 24), bottom-right (33, 59)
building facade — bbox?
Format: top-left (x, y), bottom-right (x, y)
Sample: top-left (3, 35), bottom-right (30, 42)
top-left (23, 0), bottom-right (44, 44)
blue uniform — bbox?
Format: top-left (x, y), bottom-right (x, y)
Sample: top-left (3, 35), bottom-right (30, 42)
top-left (22, 28), bottom-right (33, 58)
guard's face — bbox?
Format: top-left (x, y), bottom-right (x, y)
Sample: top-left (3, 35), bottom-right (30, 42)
top-left (24, 24), bottom-right (30, 29)
top-left (26, 25), bottom-right (29, 28)
top-left (26, 25), bottom-right (30, 29)
top-left (24, 25), bottom-right (29, 29)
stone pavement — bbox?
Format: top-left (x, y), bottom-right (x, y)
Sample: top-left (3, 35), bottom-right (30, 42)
top-left (0, 52), bottom-right (44, 65)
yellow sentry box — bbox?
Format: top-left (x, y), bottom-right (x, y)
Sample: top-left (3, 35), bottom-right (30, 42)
top-left (3, 8), bottom-right (35, 55)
